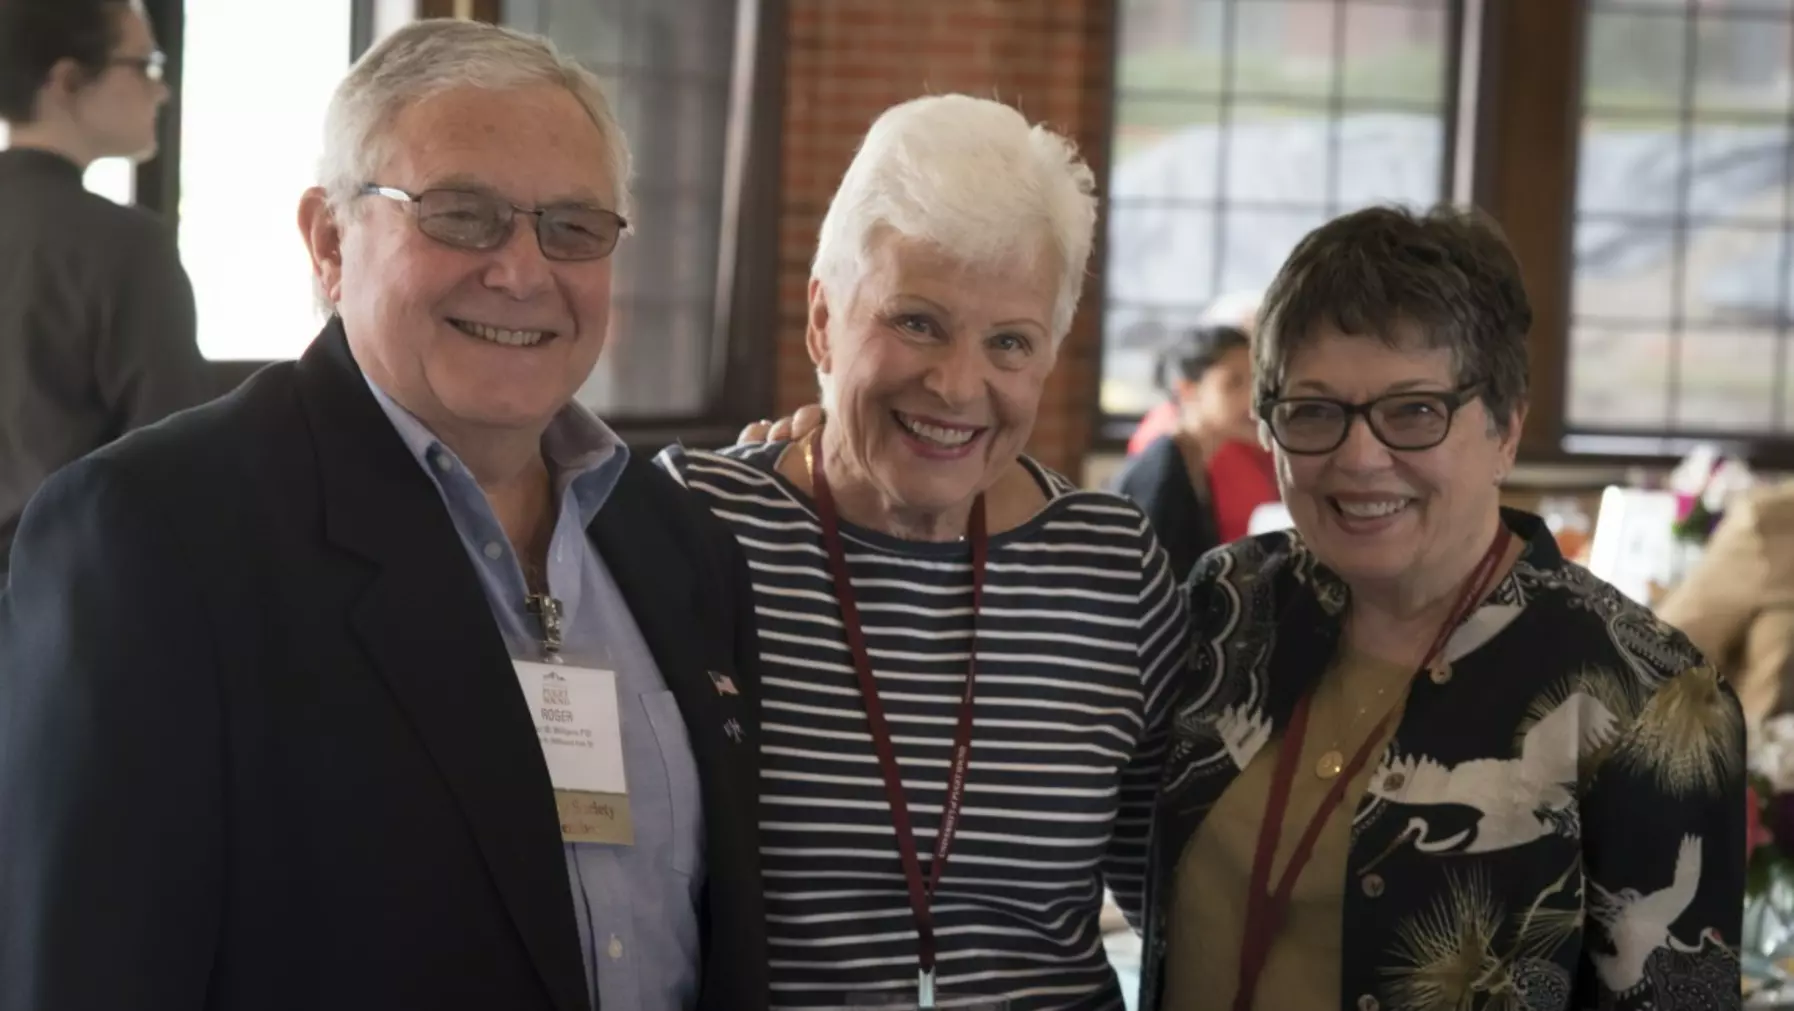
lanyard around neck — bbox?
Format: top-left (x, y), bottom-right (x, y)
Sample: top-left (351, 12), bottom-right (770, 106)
top-left (1231, 523), bottom-right (1512, 1011)
top-left (807, 431), bottom-right (988, 1006)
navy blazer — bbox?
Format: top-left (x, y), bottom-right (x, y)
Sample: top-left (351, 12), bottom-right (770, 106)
top-left (0, 320), bottom-right (768, 1011)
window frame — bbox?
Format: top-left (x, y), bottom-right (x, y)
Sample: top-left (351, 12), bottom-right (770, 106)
top-left (1476, 0), bottom-right (1794, 471)
top-left (1095, 0), bottom-right (1794, 470)
top-left (145, 0), bottom-right (785, 450)
top-left (1461, 0), bottom-right (1581, 467)
top-left (1092, 0), bottom-right (1472, 450)
top-left (138, 0), bottom-right (377, 399)
top-left (1546, 0), bottom-right (1794, 469)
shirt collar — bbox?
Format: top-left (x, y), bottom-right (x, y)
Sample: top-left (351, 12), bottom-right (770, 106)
top-left (0, 147), bottom-right (84, 185)
top-left (364, 375), bottom-right (630, 527)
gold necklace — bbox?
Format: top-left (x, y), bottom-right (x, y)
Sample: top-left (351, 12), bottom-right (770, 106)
top-left (1315, 675), bottom-right (1392, 780)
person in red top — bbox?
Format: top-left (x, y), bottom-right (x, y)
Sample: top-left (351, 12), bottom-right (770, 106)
top-left (1125, 399), bottom-right (1180, 457)
top-left (1205, 437), bottom-right (1279, 542)
top-left (1110, 324), bottom-right (1278, 580)
top-left (1126, 290), bottom-right (1262, 455)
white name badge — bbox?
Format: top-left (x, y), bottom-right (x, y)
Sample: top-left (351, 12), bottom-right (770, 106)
top-left (513, 660), bottom-right (633, 846)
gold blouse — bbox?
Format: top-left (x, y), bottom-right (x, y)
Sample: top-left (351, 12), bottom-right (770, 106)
top-left (1162, 649), bottom-right (1415, 1011)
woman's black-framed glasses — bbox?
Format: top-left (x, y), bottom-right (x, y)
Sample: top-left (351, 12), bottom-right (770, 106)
top-left (360, 184), bottom-right (628, 263)
top-left (1259, 382), bottom-right (1486, 455)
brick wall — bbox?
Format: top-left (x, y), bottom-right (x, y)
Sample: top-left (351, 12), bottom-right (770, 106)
top-left (774, 0), bottom-right (1116, 479)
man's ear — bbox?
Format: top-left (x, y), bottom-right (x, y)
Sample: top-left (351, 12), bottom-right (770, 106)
top-left (298, 187), bottom-right (345, 307)
top-left (805, 276), bottom-right (833, 375)
top-left (34, 58), bottom-right (92, 116)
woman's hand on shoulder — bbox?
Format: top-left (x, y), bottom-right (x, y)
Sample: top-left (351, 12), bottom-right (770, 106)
top-left (737, 404), bottom-right (826, 445)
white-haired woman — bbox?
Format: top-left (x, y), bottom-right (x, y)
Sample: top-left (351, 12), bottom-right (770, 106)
top-left (658, 95), bottom-right (1184, 1010)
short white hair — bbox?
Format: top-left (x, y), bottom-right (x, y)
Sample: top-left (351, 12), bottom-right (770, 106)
top-left (811, 94), bottom-right (1098, 344)
top-left (317, 19), bottom-right (632, 217)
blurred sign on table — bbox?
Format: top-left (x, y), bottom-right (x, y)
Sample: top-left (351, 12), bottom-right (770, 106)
top-left (1585, 486), bottom-right (1683, 606)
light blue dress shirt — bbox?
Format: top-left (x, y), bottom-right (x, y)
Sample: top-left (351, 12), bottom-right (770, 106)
top-left (368, 381), bottom-right (705, 1011)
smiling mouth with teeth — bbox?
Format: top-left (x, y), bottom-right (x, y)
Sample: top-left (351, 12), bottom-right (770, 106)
top-left (893, 410), bottom-right (983, 448)
top-left (1331, 497), bottom-right (1413, 519)
top-left (450, 318), bottom-right (555, 348)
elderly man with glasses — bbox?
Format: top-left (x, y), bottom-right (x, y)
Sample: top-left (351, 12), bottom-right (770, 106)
top-left (0, 19), bottom-right (767, 1011)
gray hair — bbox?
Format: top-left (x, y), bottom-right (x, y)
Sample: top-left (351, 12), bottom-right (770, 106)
top-left (318, 18), bottom-right (631, 214)
top-left (811, 94), bottom-right (1098, 345)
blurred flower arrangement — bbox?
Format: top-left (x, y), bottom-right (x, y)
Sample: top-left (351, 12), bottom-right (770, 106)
top-left (1745, 716), bottom-right (1794, 1000)
top-left (1749, 717), bottom-right (1794, 895)
top-left (1668, 444), bottom-right (1755, 545)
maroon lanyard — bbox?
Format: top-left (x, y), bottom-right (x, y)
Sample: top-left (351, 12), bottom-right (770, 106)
top-left (1231, 524), bottom-right (1512, 1011)
top-left (808, 434), bottom-right (986, 1003)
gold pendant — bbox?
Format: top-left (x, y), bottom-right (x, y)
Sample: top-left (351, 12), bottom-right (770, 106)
top-left (1316, 749), bottom-right (1345, 780)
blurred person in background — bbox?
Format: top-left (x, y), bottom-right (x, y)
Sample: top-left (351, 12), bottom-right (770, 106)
top-left (1110, 323), bottom-right (1278, 581)
top-left (670, 94), bottom-right (1183, 1010)
top-left (0, 0), bottom-right (208, 577)
top-left (1125, 289), bottom-right (1261, 456)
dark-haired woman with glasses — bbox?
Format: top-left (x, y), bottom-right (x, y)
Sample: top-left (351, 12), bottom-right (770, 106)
top-left (1139, 205), bottom-right (1745, 1011)
top-left (1110, 324), bottom-right (1277, 581)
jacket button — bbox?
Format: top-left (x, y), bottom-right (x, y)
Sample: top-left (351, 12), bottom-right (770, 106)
top-left (1358, 995), bottom-right (1381, 1011)
top-left (1361, 873), bottom-right (1385, 898)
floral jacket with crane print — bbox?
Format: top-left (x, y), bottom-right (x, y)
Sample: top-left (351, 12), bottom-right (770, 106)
top-left (1139, 508), bottom-right (1746, 1011)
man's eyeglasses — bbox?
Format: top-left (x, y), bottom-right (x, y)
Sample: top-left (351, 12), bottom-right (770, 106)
top-left (1258, 383), bottom-right (1485, 455)
top-left (110, 51), bottom-right (165, 82)
top-left (359, 185), bottom-right (629, 263)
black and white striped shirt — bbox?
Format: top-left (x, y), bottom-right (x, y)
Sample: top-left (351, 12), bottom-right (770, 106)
top-left (657, 444), bottom-right (1186, 1011)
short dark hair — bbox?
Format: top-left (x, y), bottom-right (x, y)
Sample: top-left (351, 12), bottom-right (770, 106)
top-left (1158, 324), bottom-right (1250, 395)
top-left (0, 0), bottom-right (134, 124)
top-left (1254, 204), bottom-right (1533, 436)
